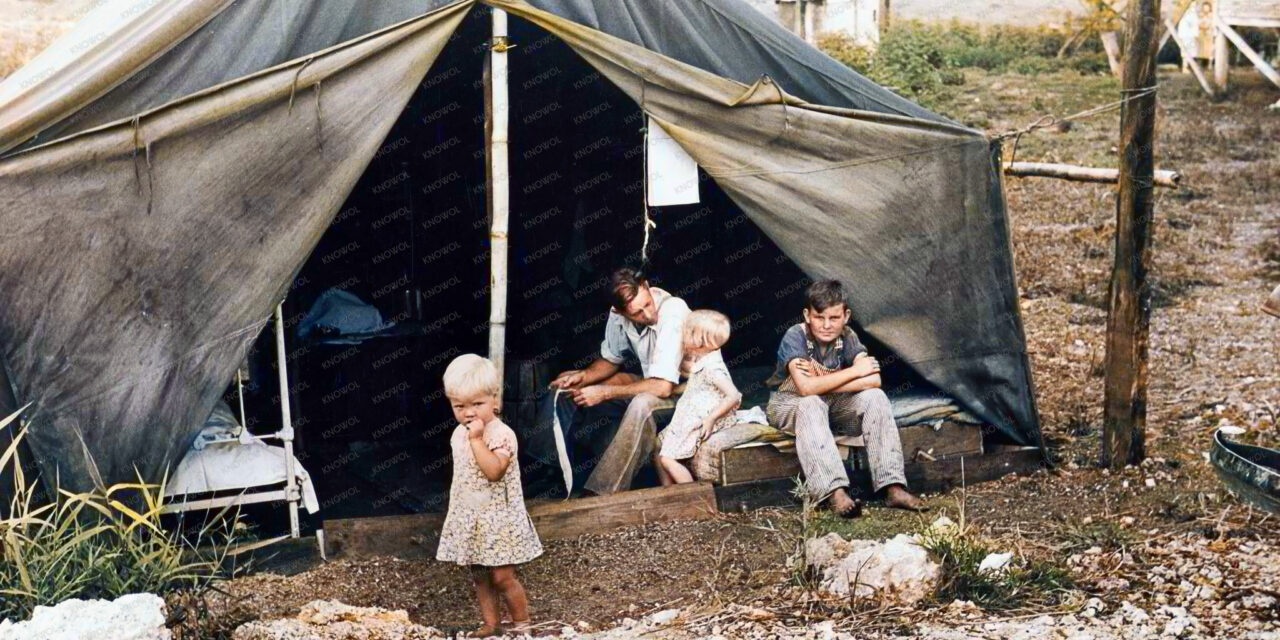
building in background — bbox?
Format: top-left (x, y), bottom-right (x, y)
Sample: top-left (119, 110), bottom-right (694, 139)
top-left (743, 0), bottom-right (885, 46)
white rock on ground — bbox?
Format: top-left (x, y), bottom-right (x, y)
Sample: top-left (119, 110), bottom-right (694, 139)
top-left (232, 600), bottom-right (443, 640)
top-left (0, 593), bottom-right (170, 640)
top-left (977, 552), bottom-right (1013, 574)
top-left (805, 532), bottom-right (941, 604)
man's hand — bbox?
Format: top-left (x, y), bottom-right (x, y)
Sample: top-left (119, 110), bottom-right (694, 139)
top-left (851, 355), bottom-right (880, 378)
top-left (551, 370), bottom-right (586, 390)
top-left (465, 418), bottom-right (486, 440)
top-left (570, 385), bottom-right (611, 407)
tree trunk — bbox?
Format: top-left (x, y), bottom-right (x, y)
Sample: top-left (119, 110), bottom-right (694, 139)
top-left (1102, 0), bottom-right (1159, 469)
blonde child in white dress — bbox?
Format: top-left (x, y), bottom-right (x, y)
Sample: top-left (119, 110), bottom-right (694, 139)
top-left (655, 310), bottom-right (743, 485)
top-left (435, 354), bottom-right (542, 637)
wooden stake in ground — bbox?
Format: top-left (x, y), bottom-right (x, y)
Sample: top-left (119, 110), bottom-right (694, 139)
top-left (1102, 0), bottom-right (1159, 469)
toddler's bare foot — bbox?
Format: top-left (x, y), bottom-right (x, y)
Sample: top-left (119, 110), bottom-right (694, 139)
top-left (884, 485), bottom-right (928, 511)
top-left (468, 624), bottom-right (502, 638)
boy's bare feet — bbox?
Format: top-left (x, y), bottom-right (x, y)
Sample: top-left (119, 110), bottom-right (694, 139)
top-left (884, 484), bottom-right (928, 511)
top-left (827, 488), bottom-right (862, 518)
top-left (468, 625), bottom-right (502, 638)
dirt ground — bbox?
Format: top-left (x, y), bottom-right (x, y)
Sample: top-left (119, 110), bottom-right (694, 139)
top-left (189, 70), bottom-right (1280, 638)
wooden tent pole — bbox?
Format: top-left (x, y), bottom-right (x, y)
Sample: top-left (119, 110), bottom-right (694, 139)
top-left (486, 7), bottom-right (510, 383)
top-left (1102, 0), bottom-right (1158, 469)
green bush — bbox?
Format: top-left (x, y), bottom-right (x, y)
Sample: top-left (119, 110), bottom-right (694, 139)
top-left (817, 32), bottom-right (873, 75)
top-left (1068, 52), bottom-right (1112, 75)
top-left (818, 20), bottom-right (1092, 101)
top-left (872, 25), bottom-right (949, 98)
top-left (1010, 55), bottom-right (1063, 75)
top-left (0, 410), bottom-right (241, 622)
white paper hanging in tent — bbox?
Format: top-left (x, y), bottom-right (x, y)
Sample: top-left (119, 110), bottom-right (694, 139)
top-left (646, 116), bottom-right (700, 206)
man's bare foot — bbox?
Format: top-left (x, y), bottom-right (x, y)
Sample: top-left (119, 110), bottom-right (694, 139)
top-left (826, 488), bottom-right (862, 518)
top-left (884, 484), bottom-right (928, 511)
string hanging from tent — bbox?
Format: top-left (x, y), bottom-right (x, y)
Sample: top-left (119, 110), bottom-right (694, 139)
top-left (638, 79), bottom-right (656, 269)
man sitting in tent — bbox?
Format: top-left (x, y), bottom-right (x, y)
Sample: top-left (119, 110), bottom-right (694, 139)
top-left (766, 280), bottom-right (926, 516)
top-left (540, 267), bottom-right (689, 496)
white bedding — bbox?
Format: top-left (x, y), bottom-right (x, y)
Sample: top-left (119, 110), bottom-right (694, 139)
top-left (165, 422), bottom-right (320, 513)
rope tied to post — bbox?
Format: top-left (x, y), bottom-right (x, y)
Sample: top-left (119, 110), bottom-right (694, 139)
top-left (996, 85), bottom-right (1159, 164)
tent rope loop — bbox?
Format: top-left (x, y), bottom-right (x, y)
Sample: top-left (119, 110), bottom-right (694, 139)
top-left (287, 57), bottom-right (317, 115)
top-left (131, 115), bottom-right (143, 194)
top-left (313, 80), bottom-right (324, 151)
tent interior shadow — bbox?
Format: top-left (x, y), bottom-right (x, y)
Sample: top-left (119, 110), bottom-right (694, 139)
top-left (221, 7), bottom-right (966, 533)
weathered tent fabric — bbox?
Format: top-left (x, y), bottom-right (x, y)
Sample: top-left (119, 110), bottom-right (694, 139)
top-left (0, 0), bottom-right (1041, 493)
top-left (489, 0), bottom-right (1039, 445)
top-left (0, 3), bottom-right (470, 490)
top-left (0, 0), bottom-right (233, 155)
top-left (2, 0), bottom-right (945, 154)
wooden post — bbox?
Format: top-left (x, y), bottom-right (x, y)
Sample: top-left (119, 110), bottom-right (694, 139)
top-left (878, 0), bottom-right (891, 34)
top-left (486, 7), bottom-right (510, 383)
top-left (1102, 0), bottom-right (1158, 469)
top-left (1002, 161), bottom-right (1181, 187)
top-left (1212, 0), bottom-right (1229, 90)
top-left (1214, 18), bottom-right (1280, 90)
top-left (1101, 31), bottom-right (1124, 77)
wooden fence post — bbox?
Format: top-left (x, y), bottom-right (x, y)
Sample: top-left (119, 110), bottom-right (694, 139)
top-left (1102, 0), bottom-right (1158, 469)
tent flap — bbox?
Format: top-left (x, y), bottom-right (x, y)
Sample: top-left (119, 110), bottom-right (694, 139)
top-left (0, 2), bottom-right (470, 490)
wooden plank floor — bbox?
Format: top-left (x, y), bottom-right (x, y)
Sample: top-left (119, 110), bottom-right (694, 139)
top-left (324, 449), bottom-right (1044, 559)
top-left (714, 447), bottom-right (1045, 512)
top-left (324, 481), bottom-right (718, 560)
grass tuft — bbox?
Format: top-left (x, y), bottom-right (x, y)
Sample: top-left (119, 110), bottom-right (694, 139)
top-left (0, 409), bottom-right (243, 622)
top-left (919, 525), bottom-right (1075, 610)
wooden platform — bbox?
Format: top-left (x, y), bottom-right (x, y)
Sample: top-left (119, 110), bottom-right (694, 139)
top-left (719, 421), bottom-right (984, 486)
top-left (715, 447), bottom-right (1043, 513)
top-left (323, 481), bottom-right (718, 559)
top-left (321, 446), bottom-right (1044, 561)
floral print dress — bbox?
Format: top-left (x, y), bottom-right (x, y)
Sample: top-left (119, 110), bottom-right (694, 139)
top-left (658, 350), bottom-right (738, 461)
top-left (436, 420), bottom-right (543, 567)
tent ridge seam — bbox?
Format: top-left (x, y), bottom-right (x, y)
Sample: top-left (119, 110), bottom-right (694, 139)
top-left (703, 138), bottom-right (981, 179)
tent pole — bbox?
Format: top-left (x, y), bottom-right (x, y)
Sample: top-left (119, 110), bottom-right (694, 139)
top-left (274, 303), bottom-right (300, 538)
top-left (486, 7), bottom-right (510, 383)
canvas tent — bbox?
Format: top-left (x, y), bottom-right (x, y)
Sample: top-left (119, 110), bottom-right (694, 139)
top-left (0, 0), bottom-right (1042, 508)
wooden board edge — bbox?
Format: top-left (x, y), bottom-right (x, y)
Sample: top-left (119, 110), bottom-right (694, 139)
top-left (324, 482), bottom-right (720, 560)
